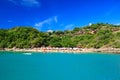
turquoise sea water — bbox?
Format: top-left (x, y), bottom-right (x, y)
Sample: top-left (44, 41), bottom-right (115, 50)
top-left (0, 51), bottom-right (120, 80)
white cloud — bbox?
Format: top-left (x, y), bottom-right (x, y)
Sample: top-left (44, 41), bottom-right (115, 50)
top-left (8, 0), bottom-right (40, 7)
top-left (8, 20), bottom-right (13, 23)
top-left (34, 16), bottom-right (58, 30)
top-left (35, 18), bottom-right (52, 27)
top-left (65, 24), bottom-right (74, 30)
top-left (21, 0), bottom-right (40, 7)
top-left (47, 30), bottom-right (53, 33)
top-left (54, 16), bottom-right (58, 23)
top-left (8, 0), bottom-right (17, 5)
top-left (89, 23), bottom-right (92, 26)
top-left (114, 23), bottom-right (120, 25)
top-left (35, 16), bottom-right (58, 27)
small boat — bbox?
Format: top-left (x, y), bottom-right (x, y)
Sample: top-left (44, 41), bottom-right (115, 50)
top-left (23, 53), bottom-right (32, 55)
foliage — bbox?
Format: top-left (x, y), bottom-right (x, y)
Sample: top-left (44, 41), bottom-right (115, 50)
top-left (1, 23), bottom-right (120, 48)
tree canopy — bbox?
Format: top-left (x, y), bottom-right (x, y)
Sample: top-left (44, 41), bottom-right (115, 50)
top-left (0, 23), bottom-right (120, 48)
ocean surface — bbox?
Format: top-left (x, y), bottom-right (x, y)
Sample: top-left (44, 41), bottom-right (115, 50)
top-left (0, 51), bottom-right (120, 80)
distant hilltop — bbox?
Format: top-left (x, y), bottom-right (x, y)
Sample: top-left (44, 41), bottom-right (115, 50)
top-left (0, 23), bottom-right (120, 49)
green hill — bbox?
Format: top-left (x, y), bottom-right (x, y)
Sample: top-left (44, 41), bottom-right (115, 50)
top-left (1, 23), bottom-right (120, 49)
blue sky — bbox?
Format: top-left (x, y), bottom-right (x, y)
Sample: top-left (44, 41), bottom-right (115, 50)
top-left (0, 0), bottom-right (120, 31)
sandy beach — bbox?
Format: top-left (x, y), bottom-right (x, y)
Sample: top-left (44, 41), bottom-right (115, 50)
top-left (1, 47), bottom-right (120, 54)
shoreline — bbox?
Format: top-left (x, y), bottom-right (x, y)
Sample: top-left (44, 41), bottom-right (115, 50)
top-left (1, 47), bottom-right (120, 54)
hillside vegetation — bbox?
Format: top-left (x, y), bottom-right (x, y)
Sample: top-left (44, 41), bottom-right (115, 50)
top-left (0, 23), bottom-right (120, 49)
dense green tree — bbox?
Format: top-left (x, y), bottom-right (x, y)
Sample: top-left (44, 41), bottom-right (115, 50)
top-left (48, 36), bottom-right (62, 47)
top-left (1, 23), bottom-right (120, 48)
